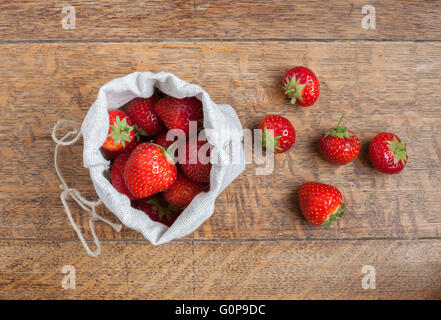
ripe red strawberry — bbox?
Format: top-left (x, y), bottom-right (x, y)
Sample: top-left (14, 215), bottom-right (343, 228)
top-left (283, 66), bottom-right (320, 106)
top-left (318, 117), bottom-right (361, 165)
top-left (132, 196), bottom-right (183, 227)
top-left (124, 142), bottom-right (177, 198)
top-left (101, 137), bottom-right (140, 160)
top-left (258, 115), bottom-right (296, 153)
top-left (179, 140), bottom-right (212, 183)
top-left (124, 96), bottom-right (164, 136)
top-left (102, 110), bottom-right (135, 152)
top-left (154, 97), bottom-right (203, 135)
top-left (154, 132), bottom-right (181, 149)
top-left (163, 173), bottom-right (205, 207)
top-left (369, 132), bottom-right (408, 174)
top-left (299, 182), bottom-right (346, 228)
top-left (110, 153), bottom-right (136, 200)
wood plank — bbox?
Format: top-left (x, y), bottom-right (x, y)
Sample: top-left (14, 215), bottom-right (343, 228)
top-left (1, 42), bottom-right (441, 241)
top-left (0, 239), bottom-right (439, 299)
top-left (1, 1), bottom-right (441, 41)
top-left (193, 240), bottom-right (441, 299)
top-left (0, 240), bottom-right (194, 299)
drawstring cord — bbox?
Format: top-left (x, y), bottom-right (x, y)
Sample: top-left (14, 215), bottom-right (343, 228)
top-left (51, 120), bottom-right (122, 257)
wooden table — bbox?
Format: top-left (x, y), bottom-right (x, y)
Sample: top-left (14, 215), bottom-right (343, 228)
top-left (1, 1), bottom-right (440, 299)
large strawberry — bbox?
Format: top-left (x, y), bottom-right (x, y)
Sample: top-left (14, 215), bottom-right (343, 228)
top-left (299, 182), bottom-right (346, 228)
top-left (258, 115), bottom-right (296, 153)
top-left (124, 142), bottom-right (177, 198)
top-left (124, 96), bottom-right (164, 136)
top-left (154, 97), bottom-right (203, 135)
top-left (369, 132), bottom-right (408, 174)
top-left (318, 117), bottom-right (361, 165)
top-left (132, 196), bottom-right (183, 227)
top-left (111, 153), bottom-right (136, 200)
top-left (163, 173), bottom-right (205, 207)
top-left (283, 66), bottom-right (320, 106)
top-left (179, 140), bottom-right (212, 183)
top-left (102, 110), bottom-right (135, 152)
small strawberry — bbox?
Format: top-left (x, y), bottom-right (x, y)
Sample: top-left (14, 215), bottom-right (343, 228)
top-left (163, 173), bottom-right (205, 207)
top-left (111, 153), bottom-right (136, 200)
top-left (101, 137), bottom-right (140, 160)
top-left (124, 96), bottom-right (164, 136)
top-left (102, 110), bottom-right (135, 152)
top-left (124, 142), bottom-right (177, 198)
top-left (154, 97), bottom-right (203, 135)
top-left (283, 66), bottom-right (320, 106)
top-left (179, 140), bottom-right (212, 183)
top-left (318, 117), bottom-right (361, 165)
top-left (132, 196), bottom-right (183, 227)
top-left (369, 132), bottom-right (408, 174)
top-left (258, 115), bottom-right (296, 153)
top-left (299, 182), bottom-right (346, 228)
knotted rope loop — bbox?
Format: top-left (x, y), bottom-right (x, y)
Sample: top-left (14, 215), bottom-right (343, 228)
top-left (52, 120), bottom-right (122, 257)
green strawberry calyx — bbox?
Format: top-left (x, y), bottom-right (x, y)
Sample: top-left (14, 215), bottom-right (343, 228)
top-left (108, 116), bottom-right (134, 148)
top-left (387, 136), bottom-right (408, 165)
top-left (325, 116), bottom-right (354, 139)
top-left (151, 142), bottom-right (177, 166)
top-left (262, 126), bottom-right (283, 152)
top-left (323, 202), bottom-right (346, 229)
top-left (134, 124), bottom-right (148, 139)
top-left (283, 75), bottom-right (306, 104)
top-left (145, 197), bottom-right (172, 221)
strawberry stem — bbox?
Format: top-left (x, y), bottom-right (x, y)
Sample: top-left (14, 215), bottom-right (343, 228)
top-left (324, 116), bottom-right (354, 139)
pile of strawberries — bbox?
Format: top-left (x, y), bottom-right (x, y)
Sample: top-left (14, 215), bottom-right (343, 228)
top-left (260, 66), bottom-right (408, 228)
top-left (102, 66), bottom-right (408, 230)
top-left (101, 92), bottom-right (210, 227)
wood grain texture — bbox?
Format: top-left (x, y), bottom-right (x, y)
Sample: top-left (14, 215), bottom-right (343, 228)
top-left (1, 1), bottom-right (441, 41)
top-left (1, 42), bottom-right (441, 241)
top-left (0, 239), bottom-right (439, 299)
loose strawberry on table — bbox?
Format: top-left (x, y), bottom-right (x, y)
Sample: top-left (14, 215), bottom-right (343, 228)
top-left (163, 173), bottom-right (205, 208)
top-left (369, 132), bottom-right (408, 174)
top-left (299, 182), bottom-right (346, 228)
top-left (111, 153), bottom-right (136, 200)
top-left (102, 110), bottom-right (136, 152)
top-left (179, 140), bottom-right (212, 183)
top-left (124, 142), bottom-right (177, 198)
top-left (283, 66), bottom-right (320, 107)
top-left (124, 96), bottom-right (164, 136)
top-left (132, 196), bottom-right (182, 227)
top-left (258, 115), bottom-right (296, 153)
top-left (318, 117), bottom-right (361, 165)
top-left (154, 96), bottom-right (203, 136)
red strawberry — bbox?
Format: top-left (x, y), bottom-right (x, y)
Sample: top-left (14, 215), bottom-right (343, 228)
top-left (102, 110), bottom-right (135, 152)
top-left (101, 137), bottom-right (140, 160)
top-left (154, 97), bottom-right (203, 135)
top-left (369, 132), bottom-right (408, 174)
top-left (318, 117), bottom-right (361, 165)
top-left (154, 132), bottom-right (180, 149)
top-left (283, 66), bottom-right (320, 106)
top-left (163, 173), bottom-right (205, 207)
top-left (124, 96), bottom-right (164, 136)
top-left (124, 142), bottom-right (177, 198)
top-left (258, 115), bottom-right (296, 153)
top-left (111, 153), bottom-right (136, 200)
top-left (299, 182), bottom-right (346, 228)
top-left (179, 140), bottom-right (212, 183)
top-left (132, 196), bottom-right (183, 227)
